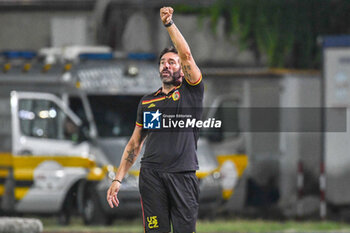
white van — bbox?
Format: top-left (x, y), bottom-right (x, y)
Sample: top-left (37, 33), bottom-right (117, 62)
top-left (0, 49), bottom-right (238, 224)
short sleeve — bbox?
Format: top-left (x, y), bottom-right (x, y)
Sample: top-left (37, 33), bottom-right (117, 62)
top-left (184, 74), bottom-right (203, 87)
top-left (184, 74), bottom-right (204, 100)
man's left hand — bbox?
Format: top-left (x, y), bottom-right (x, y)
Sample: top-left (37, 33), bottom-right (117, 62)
top-left (160, 7), bottom-right (173, 25)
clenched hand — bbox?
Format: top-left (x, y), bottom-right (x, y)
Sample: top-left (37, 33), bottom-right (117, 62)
top-left (160, 7), bottom-right (173, 25)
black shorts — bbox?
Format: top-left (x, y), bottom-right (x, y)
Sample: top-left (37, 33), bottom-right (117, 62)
top-left (139, 167), bottom-right (199, 233)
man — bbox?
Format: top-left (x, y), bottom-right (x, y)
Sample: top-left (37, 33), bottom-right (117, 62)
top-left (107, 7), bottom-right (203, 233)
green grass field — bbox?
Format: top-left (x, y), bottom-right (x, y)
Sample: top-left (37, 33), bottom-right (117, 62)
top-left (41, 217), bottom-right (350, 233)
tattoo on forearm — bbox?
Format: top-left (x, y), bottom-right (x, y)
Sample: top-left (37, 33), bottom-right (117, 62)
top-left (181, 64), bottom-right (191, 79)
top-left (125, 149), bottom-right (136, 164)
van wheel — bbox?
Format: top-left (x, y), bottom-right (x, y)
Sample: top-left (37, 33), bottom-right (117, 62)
top-left (82, 186), bottom-right (107, 225)
top-left (57, 195), bottom-right (72, 225)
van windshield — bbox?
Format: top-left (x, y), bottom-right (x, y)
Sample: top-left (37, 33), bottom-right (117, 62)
top-left (88, 95), bottom-right (141, 137)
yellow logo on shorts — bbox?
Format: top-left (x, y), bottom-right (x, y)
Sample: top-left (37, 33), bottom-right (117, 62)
top-left (147, 216), bottom-right (159, 229)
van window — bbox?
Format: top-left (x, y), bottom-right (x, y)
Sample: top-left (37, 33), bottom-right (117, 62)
top-left (18, 99), bottom-right (70, 140)
top-left (88, 95), bottom-right (141, 137)
top-left (69, 96), bottom-right (89, 129)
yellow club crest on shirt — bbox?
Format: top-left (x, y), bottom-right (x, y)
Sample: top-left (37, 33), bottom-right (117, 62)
top-left (172, 90), bottom-right (180, 101)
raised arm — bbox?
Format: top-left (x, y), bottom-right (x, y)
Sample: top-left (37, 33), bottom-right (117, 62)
top-left (160, 7), bottom-right (201, 84)
top-left (106, 126), bottom-right (146, 208)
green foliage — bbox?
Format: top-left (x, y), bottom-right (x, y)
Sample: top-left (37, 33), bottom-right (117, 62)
top-left (176, 0), bottom-right (350, 68)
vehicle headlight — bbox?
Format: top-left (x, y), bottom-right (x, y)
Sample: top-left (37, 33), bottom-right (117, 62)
top-left (220, 161), bottom-right (238, 199)
top-left (105, 165), bottom-right (116, 180)
top-left (107, 170), bottom-right (116, 180)
top-left (87, 153), bottom-right (96, 161)
top-left (200, 171), bottom-right (221, 188)
top-left (98, 165), bottom-right (116, 188)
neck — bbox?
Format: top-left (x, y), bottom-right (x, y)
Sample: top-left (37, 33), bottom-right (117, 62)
top-left (162, 83), bottom-right (175, 95)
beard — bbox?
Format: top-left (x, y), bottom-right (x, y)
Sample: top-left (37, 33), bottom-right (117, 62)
top-left (159, 68), bottom-right (182, 86)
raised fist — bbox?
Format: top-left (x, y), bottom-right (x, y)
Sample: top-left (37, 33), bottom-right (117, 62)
top-left (160, 7), bottom-right (174, 25)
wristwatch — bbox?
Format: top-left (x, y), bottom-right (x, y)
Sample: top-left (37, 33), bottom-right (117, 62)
top-left (164, 20), bottom-right (174, 27)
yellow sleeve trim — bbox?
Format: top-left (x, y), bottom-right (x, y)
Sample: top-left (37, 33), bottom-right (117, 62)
top-left (136, 122), bottom-right (143, 127)
top-left (185, 74), bottom-right (202, 86)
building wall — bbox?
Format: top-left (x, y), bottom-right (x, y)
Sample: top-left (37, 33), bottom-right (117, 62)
top-left (0, 11), bottom-right (92, 50)
top-left (0, 10), bottom-right (261, 66)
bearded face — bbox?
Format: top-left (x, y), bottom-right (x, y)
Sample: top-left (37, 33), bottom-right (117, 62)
top-left (159, 67), bottom-right (182, 86)
top-left (159, 52), bottom-right (184, 86)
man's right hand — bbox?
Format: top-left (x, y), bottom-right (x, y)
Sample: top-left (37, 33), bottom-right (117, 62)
top-left (106, 181), bottom-right (121, 208)
top-left (106, 126), bottom-right (145, 208)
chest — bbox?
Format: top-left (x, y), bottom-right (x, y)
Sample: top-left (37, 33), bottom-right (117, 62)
top-left (143, 89), bottom-right (192, 110)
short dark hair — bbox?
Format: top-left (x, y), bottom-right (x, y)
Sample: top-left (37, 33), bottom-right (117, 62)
top-left (158, 46), bottom-right (178, 64)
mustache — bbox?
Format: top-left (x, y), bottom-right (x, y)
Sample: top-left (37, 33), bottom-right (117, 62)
top-left (161, 69), bottom-right (171, 74)
top-left (159, 68), bottom-right (182, 85)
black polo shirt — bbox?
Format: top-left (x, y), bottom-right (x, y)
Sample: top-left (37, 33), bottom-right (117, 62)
top-left (136, 75), bottom-right (204, 172)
